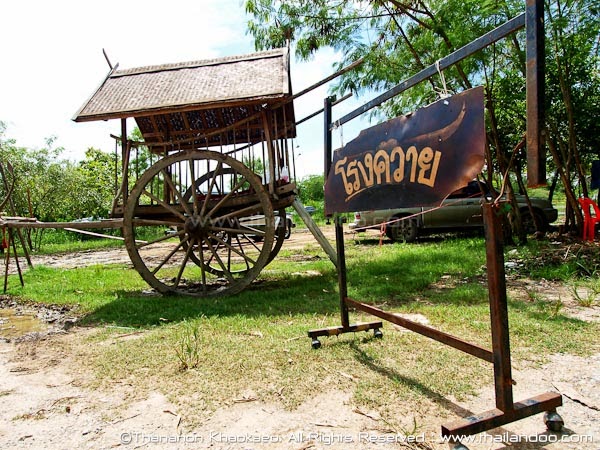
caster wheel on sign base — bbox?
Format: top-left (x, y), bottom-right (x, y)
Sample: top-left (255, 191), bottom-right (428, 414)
top-left (373, 328), bottom-right (383, 339)
top-left (311, 339), bottom-right (322, 350)
top-left (544, 410), bottom-right (564, 432)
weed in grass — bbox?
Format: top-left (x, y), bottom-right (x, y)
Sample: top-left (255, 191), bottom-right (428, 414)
top-left (570, 284), bottom-right (599, 307)
top-left (174, 319), bottom-right (203, 370)
top-left (538, 298), bottom-right (564, 319)
top-left (549, 298), bottom-right (564, 318)
top-left (522, 289), bottom-right (566, 319)
top-left (525, 289), bottom-right (542, 302)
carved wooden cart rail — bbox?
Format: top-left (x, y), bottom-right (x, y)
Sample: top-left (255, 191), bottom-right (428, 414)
top-left (69, 47), bottom-right (336, 297)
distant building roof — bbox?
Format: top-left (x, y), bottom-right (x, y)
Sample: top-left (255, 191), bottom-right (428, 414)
top-left (73, 48), bottom-right (295, 151)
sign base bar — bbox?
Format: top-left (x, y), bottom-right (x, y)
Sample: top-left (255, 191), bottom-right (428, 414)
top-left (442, 392), bottom-right (562, 439)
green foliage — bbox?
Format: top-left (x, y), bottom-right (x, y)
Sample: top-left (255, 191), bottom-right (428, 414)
top-left (245, 0), bottom-right (519, 114)
top-left (0, 124), bottom-right (166, 250)
top-left (544, 0), bottom-right (600, 200)
top-left (245, 0), bottom-right (600, 235)
top-left (297, 173), bottom-right (324, 204)
top-left (77, 147), bottom-right (119, 219)
top-left (0, 122), bottom-right (116, 223)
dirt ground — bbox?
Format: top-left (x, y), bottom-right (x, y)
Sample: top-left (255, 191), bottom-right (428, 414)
top-left (0, 229), bottom-right (598, 450)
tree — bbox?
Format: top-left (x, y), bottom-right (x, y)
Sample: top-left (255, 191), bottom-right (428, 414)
top-left (0, 123), bottom-right (71, 221)
top-left (245, 0), bottom-right (600, 239)
top-left (297, 174), bottom-right (324, 204)
top-left (544, 0), bottom-right (600, 230)
top-left (77, 147), bottom-right (119, 219)
top-left (0, 122), bottom-right (125, 244)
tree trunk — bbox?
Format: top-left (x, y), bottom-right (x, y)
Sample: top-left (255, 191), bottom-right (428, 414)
top-left (547, 135), bottom-right (582, 234)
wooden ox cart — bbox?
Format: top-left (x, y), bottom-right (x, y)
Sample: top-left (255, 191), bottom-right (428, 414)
top-left (72, 47), bottom-right (336, 297)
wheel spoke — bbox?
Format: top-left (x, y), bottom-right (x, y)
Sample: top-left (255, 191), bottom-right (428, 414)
top-left (204, 239), bottom-right (234, 282)
top-left (142, 189), bottom-right (187, 221)
top-left (197, 237), bottom-right (208, 292)
top-left (233, 234), bottom-right (252, 271)
top-left (136, 228), bottom-right (186, 250)
top-left (238, 232), bottom-right (262, 253)
top-left (189, 158), bottom-right (200, 215)
top-left (208, 225), bottom-right (265, 237)
top-left (212, 202), bottom-right (265, 223)
top-left (206, 231), bottom-right (257, 266)
top-left (161, 169), bottom-right (192, 216)
top-left (174, 237), bottom-right (195, 287)
top-left (151, 236), bottom-right (188, 275)
top-left (205, 176), bottom-right (249, 220)
top-left (200, 161), bottom-right (223, 218)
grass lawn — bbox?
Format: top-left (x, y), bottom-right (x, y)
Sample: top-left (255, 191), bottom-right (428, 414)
top-left (5, 233), bottom-right (599, 428)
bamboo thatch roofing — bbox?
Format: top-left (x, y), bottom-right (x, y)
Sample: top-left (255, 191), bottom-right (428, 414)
top-left (73, 48), bottom-right (296, 151)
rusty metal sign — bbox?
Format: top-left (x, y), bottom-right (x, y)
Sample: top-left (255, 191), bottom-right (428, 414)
top-left (324, 86), bottom-right (485, 214)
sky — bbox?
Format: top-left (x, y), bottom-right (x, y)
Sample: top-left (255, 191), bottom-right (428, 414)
top-left (0, 0), bottom-right (370, 178)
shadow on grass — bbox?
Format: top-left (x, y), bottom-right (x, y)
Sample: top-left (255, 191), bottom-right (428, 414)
top-left (347, 341), bottom-right (477, 419)
top-left (74, 237), bottom-right (497, 328)
top-left (346, 341), bottom-right (565, 448)
top-left (80, 271), bottom-right (343, 327)
top-left (346, 250), bottom-right (489, 308)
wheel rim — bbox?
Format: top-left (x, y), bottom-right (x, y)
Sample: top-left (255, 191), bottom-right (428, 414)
top-left (389, 217), bottom-right (417, 242)
top-left (268, 209), bottom-right (287, 264)
top-left (123, 150), bottom-right (275, 297)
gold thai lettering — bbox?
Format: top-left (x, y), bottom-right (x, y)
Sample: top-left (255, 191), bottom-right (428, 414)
top-left (390, 147), bottom-right (405, 183)
top-left (406, 146), bottom-right (418, 183)
top-left (347, 160), bottom-right (360, 192)
top-left (335, 145), bottom-right (442, 200)
top-left (334, 157), bottom-right (353, 195)
top-left (356, 153), bottom-right (374, 188)
top-left (373, 150), bottom-right (391, 184)
top-left (417, 147), bottom-right (441, 187)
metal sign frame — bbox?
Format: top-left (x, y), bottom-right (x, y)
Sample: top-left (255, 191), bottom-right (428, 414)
top-left (309, 2), bottom-right (563, 447)
top-left (324, 87), bottom-right (486, 214)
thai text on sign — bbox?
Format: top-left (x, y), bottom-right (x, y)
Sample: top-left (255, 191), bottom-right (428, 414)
top-left (324, 87), bottom-right (485, 214)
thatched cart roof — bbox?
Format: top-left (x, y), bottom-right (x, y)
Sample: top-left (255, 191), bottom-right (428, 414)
top-left (73, 48), bottom-right (295, 151)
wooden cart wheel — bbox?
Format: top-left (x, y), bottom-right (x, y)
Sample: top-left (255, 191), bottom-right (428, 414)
top-left (123, 150), bottom-right (275, 297)
top-left (180, 170), bottom-right (287, 272)
top-left (268, 208), bottom-right (287, 264)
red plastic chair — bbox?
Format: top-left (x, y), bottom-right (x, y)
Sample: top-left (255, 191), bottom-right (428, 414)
top-left (578, 197), bottom-right (600, 241)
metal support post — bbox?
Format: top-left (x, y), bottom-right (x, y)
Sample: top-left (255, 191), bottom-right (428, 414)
top-left (335, 215), bottom-right (350, 329)
top-left (324, 96), bottom-right (334, 179)
top-left (483, 202), bottom-right (514, 410)
top-left (526, 0), bottom-right (546, 187)
top-left (441, 202), bottom-right (563, 439)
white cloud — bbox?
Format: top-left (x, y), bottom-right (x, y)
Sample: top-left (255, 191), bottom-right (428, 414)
top-left (1, 0), bottom-right (370, 178)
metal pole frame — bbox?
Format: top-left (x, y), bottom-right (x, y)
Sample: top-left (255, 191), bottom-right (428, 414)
top-left (440, 203), bottom-right (562, 440)
top-left (526, 0), bottom-right (546, 187)
top-left (309, 6), bottom-right (563, 444)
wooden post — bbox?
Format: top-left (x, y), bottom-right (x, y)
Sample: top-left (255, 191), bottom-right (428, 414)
top-left (121, 118), bottom-right (129, 203)
top-left (261, 110), bottom-right (277, 196)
